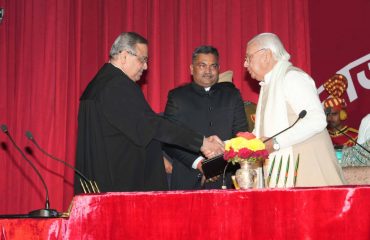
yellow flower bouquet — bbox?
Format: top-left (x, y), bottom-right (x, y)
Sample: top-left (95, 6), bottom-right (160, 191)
top-left (224, 132), bottom-right (269, 165)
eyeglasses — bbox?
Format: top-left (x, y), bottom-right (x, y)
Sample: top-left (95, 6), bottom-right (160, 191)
top-left (126, 50), bottom-right (148, 64)
top-left (195, 63), bottom-right (219, 71)
top-left (244, 48), bottom-right (266, 64)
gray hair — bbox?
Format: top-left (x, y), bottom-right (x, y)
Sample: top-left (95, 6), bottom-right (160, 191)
top-left (109, 32), bottom-right (148, 59)
top-left (192, 45), bottom-right (219, 63)
top-left (248, 33), bottom-right (290, 61)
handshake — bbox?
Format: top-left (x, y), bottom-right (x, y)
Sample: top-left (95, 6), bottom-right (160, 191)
top-left (200, 135), bottom-right (225, 159)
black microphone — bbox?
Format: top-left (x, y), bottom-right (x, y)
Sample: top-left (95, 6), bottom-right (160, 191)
top-left (325, 107), bottom-right (370, 155)
top-left (221, 110), bottom-right (307, 189)
top-left (1, 124), bottom-right (59, 217)
top-left (263, 110), bottom-right (307, 143)
top-left (25, 130), bottom-right (99, 193)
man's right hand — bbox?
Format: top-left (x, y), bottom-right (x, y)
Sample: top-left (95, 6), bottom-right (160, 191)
top-left (200, 135), bottom-right (225, 159)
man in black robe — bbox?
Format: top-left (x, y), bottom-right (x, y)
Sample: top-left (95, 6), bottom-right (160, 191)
top-left (74, 32), bottom-right (224, 193)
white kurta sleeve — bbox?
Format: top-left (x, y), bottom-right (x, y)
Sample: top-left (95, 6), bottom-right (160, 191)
top-left (358, 114), bottom-right (370, 144)
top-left (275, 70), bottom-right (327, 149)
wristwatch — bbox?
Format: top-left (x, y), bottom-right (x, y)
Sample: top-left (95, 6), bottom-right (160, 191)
top-left (273, 138), bottom-right (280, 151)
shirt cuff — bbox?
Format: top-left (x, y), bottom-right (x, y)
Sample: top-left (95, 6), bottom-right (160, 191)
top-left (192, 156), bottom-right (205, 169)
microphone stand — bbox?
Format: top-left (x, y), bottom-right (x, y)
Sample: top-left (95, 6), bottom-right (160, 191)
top-left (325, 107), bottom-right (370, 155)
top-left (263, 110), bottom-right (307, 143)
top-left (221, 161), bottom-right (231, 189)
top-left (221, 152), bottom-right (265, 189)
top-left (220, 110), bottom-right (308, 189)
top-left (25, 131), bottom-right (100, 193)
top-left (330, 126), bottom-right (370, 155)
top-left (1, 125), bottom-right (59, 218)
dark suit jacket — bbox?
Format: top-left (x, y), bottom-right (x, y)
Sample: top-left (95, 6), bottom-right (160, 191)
top-left (75, 63), bottom-right (203, 193)
top-left (164, 82), bottom-right (248, 189)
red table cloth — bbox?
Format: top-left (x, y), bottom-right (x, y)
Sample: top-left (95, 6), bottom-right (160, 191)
top-left (65, 186), bottom-right (370, 239)
top-left (1, 186), bottom-right (369, 239)
top-left (0, 218), bottom-right (65, 239)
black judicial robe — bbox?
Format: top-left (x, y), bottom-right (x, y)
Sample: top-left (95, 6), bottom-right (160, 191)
top-left (74, 63), bottom-right (203, 193)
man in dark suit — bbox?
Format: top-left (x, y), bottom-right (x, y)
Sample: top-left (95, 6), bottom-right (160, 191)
top-left (164, 46), bottom-right (248, 190)
top-left (75, 33), bottom-right (224, 193)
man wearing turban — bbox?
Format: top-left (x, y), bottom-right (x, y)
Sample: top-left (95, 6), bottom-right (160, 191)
top-left (323, 74), bottom-right (358, 148)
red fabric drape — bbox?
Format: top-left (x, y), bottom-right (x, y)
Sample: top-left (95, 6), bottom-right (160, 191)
top-left (0, 218), bottom-right (65, 239)
top-left (0, 0), bottom-right (310, 214)
top-left (66, 188), bottom-right (370, 239)
top-left (3, 187), bottom-right (369, 240)
top-left (1, 187), bottom-right (369, 240)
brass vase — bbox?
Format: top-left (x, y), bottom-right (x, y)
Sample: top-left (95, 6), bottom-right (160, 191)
top-left (235, 161), bottom-right (258, 189)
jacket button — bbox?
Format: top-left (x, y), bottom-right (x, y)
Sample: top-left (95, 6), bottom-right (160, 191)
top-left (209, 107), bottom-right (213, 111)
top-left (209, 121), bottom-right (213, 126)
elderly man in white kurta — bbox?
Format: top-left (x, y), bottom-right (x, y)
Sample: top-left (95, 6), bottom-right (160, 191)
top-left (244, 33), bottom-right (345, 187)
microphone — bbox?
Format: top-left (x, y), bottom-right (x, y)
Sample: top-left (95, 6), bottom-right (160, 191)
top-left (25, 130), bottom-right (99, 193)
top-left (325, 107), bottom-right (370, 155)
top-left (221, 161), bottom-right (231, 189)
top-left (221, 110), bottom-right (307, 189)
top-left (263, 110), bottom-right (307, 143)
top-left (1, 124), bottom-right (59, 217)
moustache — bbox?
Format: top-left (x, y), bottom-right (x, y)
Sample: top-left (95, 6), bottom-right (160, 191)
top-left (202, 74), bottom-right (214, 78)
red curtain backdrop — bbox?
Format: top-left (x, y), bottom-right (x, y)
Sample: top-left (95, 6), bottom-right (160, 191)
top-left (0, 0), bottom-right (311, 214)
top-left (309, 0), bottom-right (370, 128)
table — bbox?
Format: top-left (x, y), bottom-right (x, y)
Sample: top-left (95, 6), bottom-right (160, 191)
top-left (1, 186), bottom-right (369, 240)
